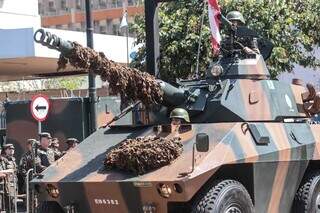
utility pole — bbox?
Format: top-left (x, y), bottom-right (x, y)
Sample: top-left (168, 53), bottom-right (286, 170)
top-left (85, 0), bottom-right (97, 133)
top-left (145, 0), bottom-right (160, 77)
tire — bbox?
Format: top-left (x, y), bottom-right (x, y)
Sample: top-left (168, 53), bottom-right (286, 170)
top-left (292, 171), bottom-right (320, 213)
top-left (37, 201), bottom-right (65, 213)
top-left (192, 179), bottom-right (254, 213)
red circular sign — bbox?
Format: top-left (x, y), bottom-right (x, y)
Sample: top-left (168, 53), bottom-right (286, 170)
top-left (30, 94), bottom-right (50, 122)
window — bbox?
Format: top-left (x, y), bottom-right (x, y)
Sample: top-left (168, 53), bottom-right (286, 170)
top-left (61, 0), bottom-right (67, 10)
top-left (94, 20), bottom-right (100, 33)
top-left (38, 3), bottom-right (44, 14)
top-left (100, 26), bottom-right (107, 34)
top-left (111, 0), bottom-right (117, 8)
top-left (76, 0), bottom-right (82, 10)
top-left (99, 0), bottom-right (107, 8)
top-left (48, 1), bottom-right (56, 12)
top-left (112, 24), bottom-right (119, 35)
top-left (68, 23), bottom-right (74, 30)
top-left (81, 22), bottom-right (86, 30)
top-left (128, 0), bottom-right (134, 6)
top-left (117, 0), bottom-right (122, 7)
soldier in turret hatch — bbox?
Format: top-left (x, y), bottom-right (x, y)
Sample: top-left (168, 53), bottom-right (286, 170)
top-left (170, 108), bottom-right (190, 133)
top-left (221, 11), bottom-right (260, 56)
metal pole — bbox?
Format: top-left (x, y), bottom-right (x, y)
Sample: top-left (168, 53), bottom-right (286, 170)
top-left (38, 121), bottom-right (41, 135)
top-left (195, 3), bottom-right (206, 79)
top-left (145, 0), bottom-right (160, 77)
top-left (85, 0), bottom-right (97, 133)
top-left (14, 173), bottom-right (17, 213)
top-left (35, 122), bottom-right (41, 173)
top-left (126, 27), bottom-right (129, 66)
top-left (26, 169), bottom-right (33, 213)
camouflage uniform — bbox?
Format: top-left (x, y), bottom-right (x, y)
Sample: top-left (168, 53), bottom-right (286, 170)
top-left (221, 11), bottom-right (260, 57)
top-left (0, 156), bottom-right (9, 211)
top-left (52, 148), bottom-right (63, 161)
top-left (19, 150), bottom-right (43, 176)
top-left (5, 156), bottom-right (16, 171)
top-left (221, 36), bottom-right (260, 56)
top-left (38, 132), bottom-right (55, 169)
top-left (50, 139), bottom-right (63, 161)
top-left (38, 147), bottom-right (55, 169)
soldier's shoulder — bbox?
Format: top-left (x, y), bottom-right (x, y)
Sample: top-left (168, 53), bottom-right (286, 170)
top-left (47, 148), bottom-right (55, 154)
top-left (1, 157), bottom-right (9, 163)
top-left (37, 149), bottom-right (47, 155)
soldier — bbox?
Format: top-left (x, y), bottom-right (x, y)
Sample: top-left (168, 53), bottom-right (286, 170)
top-left (49, 138), bottom-right (63, 160)
top-left (2, 144), bottom-right (17, 171)
top-left (0, 147), bottom-right (9, 211)
top-left (170, 108), bottom-right (190, 125)
top-left (19, 139), bottom-right (43, 189)
top-left (221, 11), bottom-right (260, 55)
top-left (65, 138), bottom-right (79, 151)
top-left (170, 108), bottom-right (190, 133)
top-left (38, 132), bottom-right (55, 169)
top-left (0, 145), bottom-right (16, 212)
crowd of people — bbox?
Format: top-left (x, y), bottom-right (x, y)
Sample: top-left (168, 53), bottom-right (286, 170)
top-left (0, 132), bottom-right (79, 211)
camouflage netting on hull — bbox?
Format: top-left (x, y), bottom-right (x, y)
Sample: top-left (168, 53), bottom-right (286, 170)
top-left (104, 136), bottom-right (183, 175)
top-left (57, 42), bottom-right (163, 106)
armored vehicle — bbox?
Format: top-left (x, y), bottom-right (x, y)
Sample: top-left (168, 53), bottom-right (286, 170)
top-left (31, 5), bottom-right (320, 213)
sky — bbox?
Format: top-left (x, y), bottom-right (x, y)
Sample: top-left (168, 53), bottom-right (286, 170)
top-left (277, 48), bottom-right (320, 89)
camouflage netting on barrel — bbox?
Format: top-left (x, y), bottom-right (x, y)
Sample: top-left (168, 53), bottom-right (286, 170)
top-left (57, 42), bottom-right (163, 106)
top-left (104, 136), bottom-right (183, 175)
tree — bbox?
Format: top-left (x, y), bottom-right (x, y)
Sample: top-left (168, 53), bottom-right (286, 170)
top-left (131, 0), bottom-right (320, 80)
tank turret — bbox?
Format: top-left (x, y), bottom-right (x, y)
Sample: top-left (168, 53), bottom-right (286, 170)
top-left (34, 29), bottom-right (319, 124)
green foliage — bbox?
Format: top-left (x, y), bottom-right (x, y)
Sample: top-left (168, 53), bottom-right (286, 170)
top-left (56, 76), bottom-right (86, 90)
top-left (131, 0), bottom-right (320, 79)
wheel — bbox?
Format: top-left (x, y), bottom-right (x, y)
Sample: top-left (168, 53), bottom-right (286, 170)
top-left (192, 179), bottom-right (254, 213)
top-left (37, 201), bottom-right (65, 213)
top-left (292, 171), bottom-right (320, 213)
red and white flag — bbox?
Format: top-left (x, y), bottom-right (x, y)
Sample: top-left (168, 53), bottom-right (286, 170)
top-left (208, 0), bottom-right (221, 55)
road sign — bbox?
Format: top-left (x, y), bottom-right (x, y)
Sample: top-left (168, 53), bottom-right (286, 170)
top-left (30, 94), bottom-right (50, 122)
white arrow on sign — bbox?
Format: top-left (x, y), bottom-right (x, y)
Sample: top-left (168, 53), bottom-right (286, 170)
top-left (30, 95), bottom-right (50, 122)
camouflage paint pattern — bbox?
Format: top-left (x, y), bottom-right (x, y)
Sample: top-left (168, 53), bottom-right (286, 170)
top-left (30, 31), bottom-right (320, 213)
top-left (31, 120), bottom-right (320, 213)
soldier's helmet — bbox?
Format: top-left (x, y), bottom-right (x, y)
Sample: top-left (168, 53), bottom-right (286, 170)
top-left (27, 139), bottom-right (37, 145)
top-left (170, 108), bottom-right (190, 123)
top-left (226, 11), bottom-right (245, 25)
top-left (66, 138), bottom-right (79, 145)
top-left (3, 144), bottom-right (14, 150)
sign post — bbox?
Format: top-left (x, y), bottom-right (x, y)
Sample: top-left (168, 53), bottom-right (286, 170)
top-left (30, 94), bottom-right (50, 161)
top-left (30, 94), bottom-right (50, 128)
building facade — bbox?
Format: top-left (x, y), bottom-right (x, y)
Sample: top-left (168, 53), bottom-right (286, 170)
top-left (38, 0), bottom-right (143, 35)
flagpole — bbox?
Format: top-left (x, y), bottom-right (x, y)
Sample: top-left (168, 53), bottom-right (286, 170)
top-left (120, 8), bottom-right (129, 67)
top-left (195, 3), bottom-right (206, 79)
top-left (126, 26), bottom-right (129, 66)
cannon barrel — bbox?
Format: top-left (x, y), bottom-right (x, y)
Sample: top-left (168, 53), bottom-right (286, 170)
top-left (33, 29), bottom-right (187, 107)
top-left (158, 80), bottom-right (187, 107)
top-left (34, 29), bottom-right (74, 55)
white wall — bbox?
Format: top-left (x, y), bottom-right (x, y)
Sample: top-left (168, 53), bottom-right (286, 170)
top-left (0, 27), bottom-right (134, 64)
top-left (0, 0), bottom-right (41, 29)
